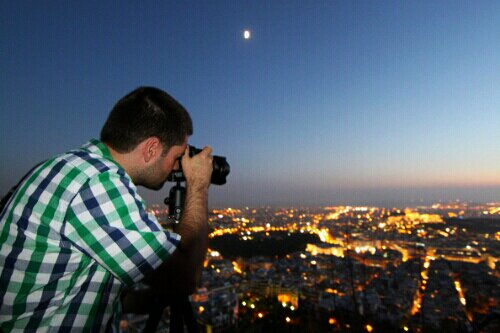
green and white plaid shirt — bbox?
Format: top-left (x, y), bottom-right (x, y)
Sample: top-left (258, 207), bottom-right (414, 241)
top-left (0, 139), bottom-right (180, 332)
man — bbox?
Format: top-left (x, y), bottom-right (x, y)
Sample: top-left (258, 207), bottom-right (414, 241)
top-left (0, 87), bottom-right (212, 332)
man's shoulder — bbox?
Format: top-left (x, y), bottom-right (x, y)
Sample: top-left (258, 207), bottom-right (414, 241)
top-left (37, 143), bottom-right (125, 189)
top-left (59, 153), bottom-right (122, 185)
top-left (18, 140), bottom-right (132, 202)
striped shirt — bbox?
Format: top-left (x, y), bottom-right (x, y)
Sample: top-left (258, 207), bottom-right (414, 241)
top-left (0, 139), bottom-right (180, 332)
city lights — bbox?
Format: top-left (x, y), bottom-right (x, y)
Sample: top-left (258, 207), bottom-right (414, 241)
top-left (189, 203), bottom-right (498, 331)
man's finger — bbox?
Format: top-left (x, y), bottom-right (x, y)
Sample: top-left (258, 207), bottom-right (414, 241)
top-left (202, 146), bottom-right (213, 157)
top-left (182, 145), bottom-right (190, 161)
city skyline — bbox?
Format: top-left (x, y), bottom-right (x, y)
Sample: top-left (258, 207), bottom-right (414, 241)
top-left (1, 1), bottom-right (499, 207)
top-left (153, 202), bottom-right (500, 332)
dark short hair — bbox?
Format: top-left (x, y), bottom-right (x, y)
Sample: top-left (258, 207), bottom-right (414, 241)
top-left (100, 87), bottom-right (193, 154)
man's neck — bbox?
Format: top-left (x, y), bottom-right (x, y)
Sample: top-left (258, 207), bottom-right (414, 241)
top-left (105, 144), bottom-right (140, 182)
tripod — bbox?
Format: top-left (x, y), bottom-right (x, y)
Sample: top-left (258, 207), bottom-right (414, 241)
top-left (141, 180), bottom-right (199, 333)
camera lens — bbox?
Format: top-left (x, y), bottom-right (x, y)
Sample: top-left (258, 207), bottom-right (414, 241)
top-left (211, 156), bottom-right (230, 185)
top-left (168, 145), bottom-right (230, 185)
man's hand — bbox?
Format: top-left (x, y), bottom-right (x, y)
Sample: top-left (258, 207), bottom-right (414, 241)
top-left (181, 146), bottom-right (213, 192)
top-left (143, 145), bottom-right (212, 296)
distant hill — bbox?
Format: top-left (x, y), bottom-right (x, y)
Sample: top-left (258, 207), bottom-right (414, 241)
top-left (442, 217), bottom-right (500, 234)
top-left (209, 231), bottom-right (320, 258)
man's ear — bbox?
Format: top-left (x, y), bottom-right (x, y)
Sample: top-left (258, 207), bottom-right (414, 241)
top-left (141, 137), bottom-right (161, 163)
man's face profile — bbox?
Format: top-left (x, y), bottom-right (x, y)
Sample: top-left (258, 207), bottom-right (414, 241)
top-left (142, 137), bottom-right (188, 190)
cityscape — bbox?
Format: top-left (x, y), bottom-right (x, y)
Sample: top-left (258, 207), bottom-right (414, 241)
top-left (120, 201), bottom-right (499, 332)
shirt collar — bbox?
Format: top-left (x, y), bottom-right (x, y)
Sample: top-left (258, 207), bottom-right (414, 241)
top-left (81, 139), bottom-right (116, 163)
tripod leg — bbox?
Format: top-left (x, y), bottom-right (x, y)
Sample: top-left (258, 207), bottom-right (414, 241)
top-left (141, 295), bottom-right (168, 333)
top-left (182, 296), bottom-right (200, 333)
top-left (170, 298), bottom-right (185, 333)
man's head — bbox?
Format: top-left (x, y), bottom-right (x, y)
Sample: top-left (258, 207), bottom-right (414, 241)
top-left (101, 87), bottom-right (193, 189)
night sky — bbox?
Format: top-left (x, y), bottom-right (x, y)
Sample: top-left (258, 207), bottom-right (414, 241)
top-left (1, 1), bottom-right (499, 207)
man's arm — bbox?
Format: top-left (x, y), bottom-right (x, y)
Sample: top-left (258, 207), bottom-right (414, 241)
top-left (64, 171), bottom-right (181, 286)
top-left (142, 146), bottom-right (212, 296)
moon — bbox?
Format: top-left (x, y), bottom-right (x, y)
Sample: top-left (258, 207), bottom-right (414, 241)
top-left (243, 30), bottom-right (251, 40)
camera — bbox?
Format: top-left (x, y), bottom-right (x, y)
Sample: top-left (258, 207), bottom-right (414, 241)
top-left (165, 146), bottom-right (229, 223)
top-left (167, 145), bottom-right (230, 185)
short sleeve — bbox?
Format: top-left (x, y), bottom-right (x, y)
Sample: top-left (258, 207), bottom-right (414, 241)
top-left (63, 171), bottom-right (180, 285)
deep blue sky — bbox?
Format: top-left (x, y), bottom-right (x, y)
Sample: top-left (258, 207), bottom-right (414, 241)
top-left (1, 1), bottom-right (499, 207)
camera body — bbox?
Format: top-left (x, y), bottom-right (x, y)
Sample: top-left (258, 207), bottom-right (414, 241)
top-left (165, 145), bottom-right (229, 224)
top-left (167, 145), bottom-right (230, 185)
